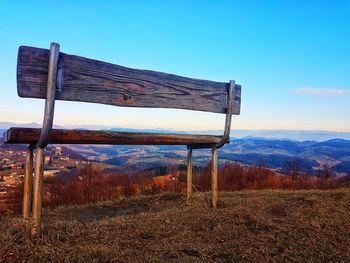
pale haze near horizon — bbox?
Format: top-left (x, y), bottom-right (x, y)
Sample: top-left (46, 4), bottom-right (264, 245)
top-left (0, 1), bottom-right (349, 132)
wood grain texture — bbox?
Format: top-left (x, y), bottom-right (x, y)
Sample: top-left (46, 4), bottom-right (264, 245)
top-left (17, 46), bottom-right (241, 114)
top-left (4, 128), bottom-right (228, 146)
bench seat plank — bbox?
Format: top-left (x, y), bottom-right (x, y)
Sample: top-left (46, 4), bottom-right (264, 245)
top-left (4, 128), bottom-right (227, 146)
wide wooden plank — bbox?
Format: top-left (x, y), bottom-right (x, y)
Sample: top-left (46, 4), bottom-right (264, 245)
top-left (4, 128), bottom-right (228, 146)
top-left (17, 46), bottom-right (241, 114)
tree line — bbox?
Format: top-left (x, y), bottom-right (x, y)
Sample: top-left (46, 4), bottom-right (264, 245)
top-left (3, 161), bottom-right (350, 214)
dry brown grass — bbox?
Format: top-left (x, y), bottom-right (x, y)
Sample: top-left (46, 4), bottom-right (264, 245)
top-left (1, 189), bottom-right (350, 262)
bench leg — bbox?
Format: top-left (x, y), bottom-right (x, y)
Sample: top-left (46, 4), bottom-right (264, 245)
top-left (211, 147), bottom-right (218, 208)
top-left (31, 147), bottom-right (44, 237)
top-left (187, 148), bottom-right (193, 202)
top-left (23, 147), bottom-right (33, 219)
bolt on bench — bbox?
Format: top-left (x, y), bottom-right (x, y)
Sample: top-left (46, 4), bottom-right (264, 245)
top-left (4, 43), bottom-right (241, 237)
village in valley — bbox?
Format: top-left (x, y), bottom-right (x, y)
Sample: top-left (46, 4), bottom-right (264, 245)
top-left (0, 145), bottom-right (89, 212)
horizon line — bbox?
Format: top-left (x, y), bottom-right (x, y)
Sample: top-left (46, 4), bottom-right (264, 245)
top-left (0, 120), bottom-right (350, 134)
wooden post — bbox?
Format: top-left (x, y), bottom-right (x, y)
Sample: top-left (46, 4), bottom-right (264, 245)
top-left (211, 147), bottom-right (218, 208)
top-left (23, 147), bottom-right (33, 219)
top-left (31, 42), bottom-right (60, 237)
top-left (31, 148), bottom-right (44, 237)
top-left (187, 147), bottom-right (193, 202)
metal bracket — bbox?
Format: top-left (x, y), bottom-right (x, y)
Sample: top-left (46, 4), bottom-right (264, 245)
top-left (187, 144), bottom-right (215, 149)
top-left (187, 80), bottom-right (235, 150)
top-left (216, 80), bottom-right (235, 149)
top-left (27, 143), bottom-right (36, 150)
top-left (56, 65), bottom-right (63, 92)
top-left (36, 42), bottom-right (60, 148)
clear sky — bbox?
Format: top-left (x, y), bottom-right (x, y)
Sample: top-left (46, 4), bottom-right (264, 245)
top-left (0, 0), bottom-right (349, 132)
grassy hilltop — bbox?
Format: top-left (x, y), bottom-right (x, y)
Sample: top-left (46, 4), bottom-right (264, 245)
top-left (1, 190), bottom-right (350, 262)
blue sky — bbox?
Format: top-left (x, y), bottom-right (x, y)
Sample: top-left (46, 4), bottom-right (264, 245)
top-left (0, 0), bottom-right (349, 132)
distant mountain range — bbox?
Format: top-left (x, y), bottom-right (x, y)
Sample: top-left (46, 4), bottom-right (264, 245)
top-left (1, 122), bottom-right (350, 141)
top-left (223, 138), bottom-right (350, 174)
top-left (57, 138), bottom-right (349, 174)
top-left (1, 122), bottom-right (349, 174)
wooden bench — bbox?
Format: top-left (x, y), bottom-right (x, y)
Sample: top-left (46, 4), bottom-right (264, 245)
top-left (4, 43), bottom-right (241, 236)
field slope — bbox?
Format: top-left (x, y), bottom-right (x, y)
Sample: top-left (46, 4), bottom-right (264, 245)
top-left (1, 190), bottom-right (350, 262)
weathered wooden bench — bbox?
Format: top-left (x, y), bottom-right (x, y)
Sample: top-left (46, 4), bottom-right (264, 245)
top-left (4, 43), bottom-right (241, 236)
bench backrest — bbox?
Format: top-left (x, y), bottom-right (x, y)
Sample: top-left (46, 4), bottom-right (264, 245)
top-left (17, 46), bottom-right (241, 114)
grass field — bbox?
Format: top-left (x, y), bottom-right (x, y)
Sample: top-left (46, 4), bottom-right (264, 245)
top-left (1, 190), bottom-right (350, 262)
